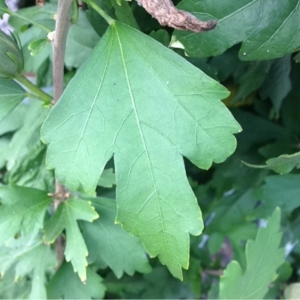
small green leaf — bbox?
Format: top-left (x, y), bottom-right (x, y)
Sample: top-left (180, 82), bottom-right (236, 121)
top-left (0, 78), bottom-right (27, 122)
top-left (0, 186), bottom-right (52, 244)
top-left (81, 197), bottom-right (151, 277)
top-left (28, 38), bottom-right (47, 56)
top-left (43, 199), bottom-right (99, 282)
top-left (243, 151), bottom-right (300, 175)
top-left (47, 262), bottom-right (106, 299)
top-left (41, 21), bottom-right (240, 279)
top-left (219, 208), bottom-right (285, 300)
top-left (0, 235), bottom-right (56, 299)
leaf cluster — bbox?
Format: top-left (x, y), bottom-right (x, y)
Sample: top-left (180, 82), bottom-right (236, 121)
top-left (0, 0), bottom-right (300, 299)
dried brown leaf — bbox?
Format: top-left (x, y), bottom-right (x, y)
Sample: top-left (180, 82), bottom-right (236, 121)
top-left (137, 0), bottom-right (217, 33)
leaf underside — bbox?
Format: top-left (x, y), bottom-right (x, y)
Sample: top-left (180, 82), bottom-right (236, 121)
top-left (41, 21), bottom-right (241, 279)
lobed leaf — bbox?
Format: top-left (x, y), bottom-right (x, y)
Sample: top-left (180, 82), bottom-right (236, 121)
top-left (41, 21), bottom-right (241, 279)
top-left (43, 199), bottom-right (99, 282)
top-left (171, 0), bottom-right (300, 61)
top-left (219, 208), bottom-right (285, 299)
top-left (0, 234), bottom-right (56, 300)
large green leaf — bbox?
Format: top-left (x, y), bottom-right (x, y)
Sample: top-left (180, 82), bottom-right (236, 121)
top-left (43, 199), bottom-right (99, 282)
top-left (41, 21), bottom-right (241, 279)
top-left (0, 78), bottom-right (27, 122)
top-left (0, 186), bottom-right (52, 244)
top-left (171, 0), bottom-right (300, 60)
top-left (81, 197), bottom-right (151, 277)
top-left (219, 208), bottom-right (284, 299)
top-left (47, 262), bottom-right (106, 299)
top-left (0, 235), bottom-right (56, 299)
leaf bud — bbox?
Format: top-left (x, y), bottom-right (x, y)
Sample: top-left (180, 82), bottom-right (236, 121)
top-left (0, 29), bottom-right (23, 79)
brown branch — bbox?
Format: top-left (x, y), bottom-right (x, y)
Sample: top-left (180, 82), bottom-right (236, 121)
top-left (51, 0), bottom-right (74, 269)
top-left (137, 0), bottom-right (217, 33)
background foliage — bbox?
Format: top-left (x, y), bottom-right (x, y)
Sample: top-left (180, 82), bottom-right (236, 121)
top-left (0, 0), bottom-right (300, 299)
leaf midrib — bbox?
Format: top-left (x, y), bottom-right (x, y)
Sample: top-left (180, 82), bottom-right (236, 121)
top-left (114, 25), bottom-right (172, 260)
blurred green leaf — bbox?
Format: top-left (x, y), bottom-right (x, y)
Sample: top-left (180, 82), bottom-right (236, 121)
top-left (0, 235), bottom-right (56, 299)
top-left (149, 29), bottom-right (170, 47)
top-left (65, 10), bottom-right (100, 69)
top-left (0, 186), bottom-right (52, 244)
top-left (0, 78), bottom-right (27, 122)
top-left (111, 0), bottom-right (139, 29)
top-left (219, 208), bottom-right (284, 299)
top-left (28, 38), bottom-right (47, 56)
top-left (171, 0), bottom-right (300, 60)
top-left (47, 262), bottom-right (106, 299)
top-left (0, 0), bottom-right (7, 15)
top-left (6, 100), bottom-right (49, 172)
top-left (264, 262), bottom-right (292, 299)
top-left (243, 151), bottom-right (300, 175)
top-left (0, 102), bottom-right (26, 136)
top-left (6, 142), bottom-right (54, 191)
top-left (97, 168), bottom-right (116, 188)
top-left (252, 174), bottom-right (300, 218)
top-left (259, 55), bottom-right (292, 113)
top-left (81, 197), bottom-right (151, 278)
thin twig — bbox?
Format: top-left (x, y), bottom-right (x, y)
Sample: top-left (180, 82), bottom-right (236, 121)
top-left (52, 0), bottom-right (73, 105)
top-left (51, 0), bottom-right (73, 268)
